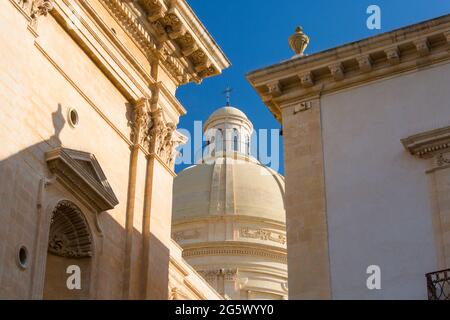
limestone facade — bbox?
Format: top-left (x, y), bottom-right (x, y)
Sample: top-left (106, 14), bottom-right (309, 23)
top-left (247, 15), bottom-right (450, 299)
top-left (0, 0), bottom-right (228, 299)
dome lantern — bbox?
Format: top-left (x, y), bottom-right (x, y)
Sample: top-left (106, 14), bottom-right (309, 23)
top-left (202, 106), bottom-right (254, 161)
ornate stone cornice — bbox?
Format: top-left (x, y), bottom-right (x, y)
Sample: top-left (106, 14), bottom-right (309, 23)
top-left (100, 0), bottom-right (230, 85)
top-left (402, 125), bottom-right (450, 173)
top-left (182, 242), bottom-right (287, 263)
top-left (172, 214), bottom-right (287, 229)
top-left (247, 14), bottom-right (450, 122)
top-left (15, 0), bottom-right (54, 27)
top-left (402, 125), bottom-right (450, 159)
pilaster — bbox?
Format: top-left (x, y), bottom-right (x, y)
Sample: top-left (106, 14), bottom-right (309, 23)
top-left (402, 126), bottom-right (450, 268)
top-left (281, 97), bottom-right (331, 299)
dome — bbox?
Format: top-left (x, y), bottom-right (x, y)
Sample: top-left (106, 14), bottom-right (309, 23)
top-left (204, 106), bottom-right (251, 131)
top-left (173, 157), bottom-right (285, 222)
top-left (172, 105), bottom-right (287, 300)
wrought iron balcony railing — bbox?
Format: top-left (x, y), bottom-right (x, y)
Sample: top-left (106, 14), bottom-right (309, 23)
top-left (426, 268), bottom-right (450, 300)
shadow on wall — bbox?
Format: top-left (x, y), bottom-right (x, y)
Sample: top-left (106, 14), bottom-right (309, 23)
top-left (0, 104), bottom-right (169, 299)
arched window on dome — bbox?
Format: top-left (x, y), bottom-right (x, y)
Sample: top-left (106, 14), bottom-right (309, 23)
top-left (233, 128), bottom-right (239, 152)
top-left (245, 135), bottom-right (250, 155)
top-left (216, 128), bottom-right (224, 152)
top-left (210, 136), bottom-right (216, 157)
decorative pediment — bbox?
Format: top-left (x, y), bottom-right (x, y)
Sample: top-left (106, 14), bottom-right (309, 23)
top-left (401, 126), bottom-right (450, 159)
top-left (45, 148), bottom-right (119, 212)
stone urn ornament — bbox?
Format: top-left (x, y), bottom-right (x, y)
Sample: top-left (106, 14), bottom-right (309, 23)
top-left (288, 26), bottom-right (309, 57)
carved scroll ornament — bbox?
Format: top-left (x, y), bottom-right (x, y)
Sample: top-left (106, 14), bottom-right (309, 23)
top-left (130, 98), bottom-right (187, 169)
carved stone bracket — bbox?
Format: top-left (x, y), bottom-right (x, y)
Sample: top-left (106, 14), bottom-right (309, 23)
top-left (329, 62), bottom-right (344, 81)
top-left (266, 81), bottom-right (282, 98)
top-left (385, 47), bottom-right (400, 65)
top-left (437, 153), bottom-right (450, 167)
top-left (357, 55), bottom-right (373, 73)
top-left (299, 71), bottom-right (314, 88)
top-left (130, 98), bottom-right (151, 147)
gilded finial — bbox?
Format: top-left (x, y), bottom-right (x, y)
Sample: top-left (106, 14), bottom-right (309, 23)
top-left (288, 25), bottom-right (309, 56)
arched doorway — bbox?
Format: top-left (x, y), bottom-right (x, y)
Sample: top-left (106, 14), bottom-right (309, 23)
top-left (43, 200), bottom-right (94, 299)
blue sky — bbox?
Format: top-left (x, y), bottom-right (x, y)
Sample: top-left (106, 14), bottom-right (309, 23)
top-left (175, 0), bottom-right (450, 174)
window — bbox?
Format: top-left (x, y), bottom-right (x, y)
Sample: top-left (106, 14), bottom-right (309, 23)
top-left (217, 129), bottom-right (224, 152)
top-left (233, 129), bottom-right (239, 152)
top-left (245, 135), bottom-right (250, 155)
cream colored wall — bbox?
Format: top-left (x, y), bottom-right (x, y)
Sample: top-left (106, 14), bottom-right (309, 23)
top-left (0, 0), bottom-right (134, 299)
top-left (321, 62), bottom-right (450, 299)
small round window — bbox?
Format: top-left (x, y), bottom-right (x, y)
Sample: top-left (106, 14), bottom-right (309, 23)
top-left (17, 246), bottom-right (29, 269)
top-left (68, 108), bottom-right (79, 128)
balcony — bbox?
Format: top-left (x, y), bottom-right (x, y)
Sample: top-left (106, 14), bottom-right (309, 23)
top-left (426, 269), bottom-right (450, 300)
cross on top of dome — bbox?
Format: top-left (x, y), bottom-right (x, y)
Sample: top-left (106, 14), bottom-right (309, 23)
top-left (222, 86), bottom-right (233, 106)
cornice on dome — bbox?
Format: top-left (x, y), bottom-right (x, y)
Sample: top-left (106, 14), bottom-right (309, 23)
top-left (181, 242), bottom-right (287, 263)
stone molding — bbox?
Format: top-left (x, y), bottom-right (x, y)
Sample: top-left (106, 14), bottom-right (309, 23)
top-left (182, 242), bottom-right (287, 263)
top-left (240, 227), bottom-right (287, 245)
top-left (247, 14), bottom-right (450, 122)
top-left (402, 125), bottom-right (450, 159)
top-left (402, 125), bottom-right (450, 172)
top-left (45, 147), bottom-right (119, 212)
top-left (100, 0), bottom-right (230, 85)
top-left (173, 229), bottom-right (200, 242)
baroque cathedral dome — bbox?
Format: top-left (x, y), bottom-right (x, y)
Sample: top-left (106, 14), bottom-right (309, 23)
top-left (172, 105), bottom-right (288, 300)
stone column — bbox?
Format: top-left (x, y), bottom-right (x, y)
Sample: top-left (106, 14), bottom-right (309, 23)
top-left (123, 98), bottom-right (149, 299)
top-left (281, 98), bottom-right (331, 299)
